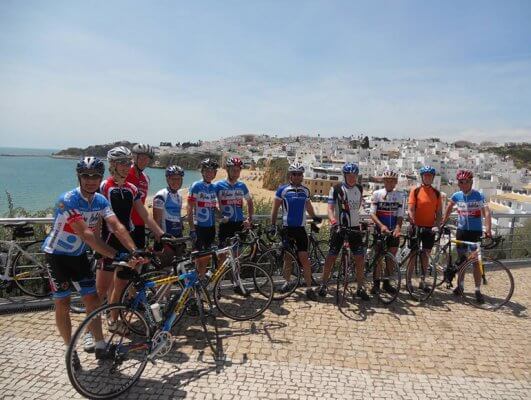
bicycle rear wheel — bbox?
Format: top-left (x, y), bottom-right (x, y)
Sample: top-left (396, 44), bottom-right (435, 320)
top-left (257, 248), bottom-right (301, 300)
top-left (66, 303), bottom-right (151, 400)
top-left (335, 254), bottom-right (353, 309)
top-left (12, 240), bottom-right (51, 297)
top-left (373, 252), bottom-right (400, 305)
top-left (458, 257), bottom-right (514, 311)
top-left (213, 262), bottom-right (273, 321)
top-left (405, 252), bottom-right (436, 302)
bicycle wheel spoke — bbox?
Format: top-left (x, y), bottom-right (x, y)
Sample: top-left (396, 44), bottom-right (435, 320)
top-left (257, 249), bottom-right (300, 300)
top-left (374, 253), bottom-right (400, 305)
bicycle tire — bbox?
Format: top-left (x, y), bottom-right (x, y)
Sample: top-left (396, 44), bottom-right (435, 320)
top-left (405, 251), bottom-right (436, 302)
top-left (256, 248), bottom-right (301, 300)
top-left (457, 257), bottom-right (514, 311)
top-left (373, 252), bottom-right (400, 305)
top-left (430, 248), bottom-right (452, 288)
top-left (308, 239), bottom-right (328, 276)
top-left (335, 252), bottom-right (352, 309)
top-left (12, 240), bottom-right (51, 298)
top-left (197, 287), bottom-right (221, 358)
top-left (66, 303), bottom-right (151, 400)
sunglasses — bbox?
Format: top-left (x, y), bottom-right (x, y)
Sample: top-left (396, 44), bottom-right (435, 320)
top-left (115, 160), bottom-right (132, 166)
top-left (291, 172), bottom-right (303, 177)
top-left (79, 173), bottom-right (103, 180)
top-left (458, 179), bottom-right (472, 184)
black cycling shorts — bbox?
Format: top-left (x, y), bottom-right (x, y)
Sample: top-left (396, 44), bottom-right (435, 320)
top-left (373, 232), bottom-right (400, 249)
top-left (45, 253), bottom-right (96, 299)
top-left (408, 226), bottom-right (436, 250)
top-left (194, 226), bottom-right (216, 251)
top-left (282, 227), bottom-right (309, 252)
top-left (456, 229), bottom-right (482, 255)
top-left (218, 221), bottom-right (244, 247)
top-left (99, 233), bottom-right (130, 272)
top-left (132, 225), bottom-right (146, 249)
top-left (328, 227), bottom-right (365, 256)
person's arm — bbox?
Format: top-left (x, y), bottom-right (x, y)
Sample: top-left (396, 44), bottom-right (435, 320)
top-left (134, 200), bottom-right (164, 240)
top-left (152, 207), bottom-right (163, 229)
top-left (441, 201), bottom-right (455, 227)
top-left (244, 197), bottom-right (254, 228)
top-left (435, 196), bottom-right (443, 227)
top-left (305, 199), bottom-right (318, 220)
top-left (152, 193), bottom-right (164, 230)
top-left (407, 189), bottom-right (416, 225)
top-left (482, 205), bottom-right (492, 237)
top-left (270, 198), bottom-right (282, 226)
top-left (104, 215), bottom-right (137, 253)
top-left (69, 216), bottom-right (125, 258)
top-left (370, 193), bottom-right (389, 233)
top-left (187, 188), bottom-right (196, 233)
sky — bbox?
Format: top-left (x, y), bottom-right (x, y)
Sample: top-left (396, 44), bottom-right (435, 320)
top-left (1, 0), bottom-right (530, 149)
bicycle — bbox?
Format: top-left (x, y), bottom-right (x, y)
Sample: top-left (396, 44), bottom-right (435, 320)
top-left (0, 223), bottom-right (50, 297)
top-left (430, 228), bottom-right (513, 310)
top-left (66, 257), bottom-right (220, 400)
top-left (400, 226), bottom-right (438, 302)
top-left (123, 235), bottom-right (274, 322)
top-left (363, 231), bottom-right (401, 305)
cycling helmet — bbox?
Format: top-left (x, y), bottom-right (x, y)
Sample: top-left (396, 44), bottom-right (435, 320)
top-left (200, 158), bottom-right (219, 170)
top-left (225, 157), bottom-right (243, 168)
top-left (419, 165), bottom-right (436, 175)
top-left (456, 169), bottom-right (474, 180)
top-left (76, 157), bottom-right (105, 175)
top-left (132, 143), bottom-right (155, 158)
top-left (382, 168), bottom-right (399, 179)
top-left (288, 162), bottom-right (305, 173)
top-left (342, 162), bottom-right (359, 175)
top-left (107, 146), bottom-right (132, 161)
top-left (165, 165), bottom-right (184, 177)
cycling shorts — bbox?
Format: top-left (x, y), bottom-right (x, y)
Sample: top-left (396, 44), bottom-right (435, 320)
top-left (194, 226), bottom-right (216, 251)
top-left (373, 233), bottom-right (400, 249)
top-left (132, 225), bottom-right (146, 249)
top-left (328, 227), bottom-right (365, 256)
top-left (45, 253), bottom-right (96, 299)
top-left (408, 226), bottom-right (436, 250)
top-left (282, 227), bottom-right (309, 252)
top-left (100, 234), bottom-right (129, 272)
top-left (456, 229), bottom-right (482, 255)
top-left (218, 221), bottom-right (244, 247)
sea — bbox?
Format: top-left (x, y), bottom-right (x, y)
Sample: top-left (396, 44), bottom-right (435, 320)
top-left (0, 147), bottom-right (202, 214)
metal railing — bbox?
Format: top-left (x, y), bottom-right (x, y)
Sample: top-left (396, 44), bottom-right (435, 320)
top-left (1, 212), bottom-right (530, 262)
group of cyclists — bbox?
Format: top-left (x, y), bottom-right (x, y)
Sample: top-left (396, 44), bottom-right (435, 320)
top-left (40, 143), bottom-right (493, 364)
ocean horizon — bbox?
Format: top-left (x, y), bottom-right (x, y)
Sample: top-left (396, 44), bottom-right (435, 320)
top-left (0, 147), bottom-right (201, 214)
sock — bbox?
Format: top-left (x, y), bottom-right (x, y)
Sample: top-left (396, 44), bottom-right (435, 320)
top-left (475, 286), bottom-right (481, 292)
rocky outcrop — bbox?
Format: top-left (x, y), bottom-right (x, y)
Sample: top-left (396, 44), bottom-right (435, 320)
top-left (262, 158), bottom-right (289, 190)
top-left (53, 141), bottom-right (133, 158)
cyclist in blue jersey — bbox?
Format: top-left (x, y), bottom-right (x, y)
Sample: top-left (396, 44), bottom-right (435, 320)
top-left (370, 168), bottom-right (404, 294)
top-left (318, 162), bottom-right (368, 300)
top-left (43, 157), bottom-right (143, 365)
top-left (441, 169), bottom-right (492, 303)
top-left (154, 165), bottom-right (185, 238)
top-left (187, 158), bottom-right (219, 275)
top-left (270, 162), bottom-right (321, 301)
top-left (215, 157), bottom-right (254, 247)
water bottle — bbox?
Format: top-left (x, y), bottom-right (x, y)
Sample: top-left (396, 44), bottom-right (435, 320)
top-left (150, 303), bottom-right (162, 322)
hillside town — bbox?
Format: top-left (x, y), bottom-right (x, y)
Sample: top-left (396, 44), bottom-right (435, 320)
top-left (155, 135), bottom-right (531, 228)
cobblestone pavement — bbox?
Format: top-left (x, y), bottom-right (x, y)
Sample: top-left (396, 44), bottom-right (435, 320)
top-left (0, 266), bottom-right (529, 399)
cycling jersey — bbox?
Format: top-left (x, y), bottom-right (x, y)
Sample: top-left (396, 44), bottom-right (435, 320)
top-left (100, 177), bottom-right (141, 234)
top-left (275, 184), bottom-right (311, 227)
top-left (214, 180), bottom-right (251, 222)
top-left (328, 183), bottom-right (362, 227)
top-left (408, 185), bottom-right (441, 227)
top-left (126, 167), bottom-right (150, 226)
top-left (370, 189), bottom-right (405, 230)
top-left (188, 180), bottom-right (217, 227)
top-left (450, 190), bottom-right (485, 232)
top-left (153, 188), bottom-right (183, 236)
top-left (43, 188), bottom-right (115, 256)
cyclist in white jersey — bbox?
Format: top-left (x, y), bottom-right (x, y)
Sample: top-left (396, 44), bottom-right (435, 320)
top-left (318, 162), bottom-right (368, 300)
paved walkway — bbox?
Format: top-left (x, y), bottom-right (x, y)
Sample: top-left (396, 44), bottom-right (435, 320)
top-left (0, 266), bottom-right (529, 399)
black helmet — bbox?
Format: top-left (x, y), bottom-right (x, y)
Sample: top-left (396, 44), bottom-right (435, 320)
top-left (76, 157), bottom-right (105, 175)
top-left (200, 158), bottom-right (219, 170)
top-left (165, 165), bottom-right (185, 177)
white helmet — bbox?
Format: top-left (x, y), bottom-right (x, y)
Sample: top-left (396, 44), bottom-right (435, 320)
top-left (288, 162), bottom-right (305, 173)
top-left (382, 168), bottom-right (399, 179)
top-left (107, 146), bottom-right (132, 161)
top-left (132, 143), bottom-right (154, 158)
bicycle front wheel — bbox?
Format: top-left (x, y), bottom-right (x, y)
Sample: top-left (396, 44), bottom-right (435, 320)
top-left (213, 262), bottom-right (274, 321)
top-left (257, 248), bottom-right (301, 300)
top-left (335, 253), bottom-right (353, 309)
top-left (12, 240), bottom-right (51, 297)
top-left (373, 252), bottom-right (400, 305)
top-left (66, 303), bottom-right (151, 400)
top-left (458, 257), bottom-right (514, 311)
top-left (197, 287), bottom-right (221, 358)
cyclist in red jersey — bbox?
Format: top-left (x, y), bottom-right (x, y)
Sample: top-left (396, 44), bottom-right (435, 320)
top-left (126, 143), bottom-right (154, 249)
